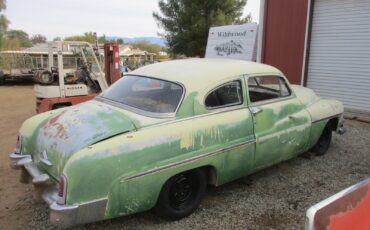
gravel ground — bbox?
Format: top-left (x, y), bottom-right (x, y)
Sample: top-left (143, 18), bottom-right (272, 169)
top-left (22, 120), bottom-right (370, 230)
top-left (1, 85), bottom-right (369, 229)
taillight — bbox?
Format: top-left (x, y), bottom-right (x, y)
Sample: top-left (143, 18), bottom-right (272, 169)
top-left (15, 134), bottom-right (22, 154)
top-left (57, 175), bottom-right (67, 204)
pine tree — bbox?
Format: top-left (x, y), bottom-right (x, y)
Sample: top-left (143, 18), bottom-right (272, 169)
top-left (153, 0), bottom-right (250, 57)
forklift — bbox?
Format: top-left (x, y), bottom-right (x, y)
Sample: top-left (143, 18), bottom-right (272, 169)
top-left (34, 41), bottom-right (120, 113)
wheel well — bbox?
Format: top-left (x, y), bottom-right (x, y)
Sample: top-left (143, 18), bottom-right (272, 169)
top-left (160, 166), bottom-right (218, 190)
top-left (52, 103), bottom-right (72, 110)
top-left (199, 166), bottom-right (218, 186)
top-left (328, 117), bottom-right (339, 131)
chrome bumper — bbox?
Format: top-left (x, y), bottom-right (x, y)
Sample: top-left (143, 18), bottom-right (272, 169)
top-left (9, 152), bottom-right (108, 228)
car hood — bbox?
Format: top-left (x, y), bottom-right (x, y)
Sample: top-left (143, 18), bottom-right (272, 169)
top-left (34, 100), bottom-right (137, 179)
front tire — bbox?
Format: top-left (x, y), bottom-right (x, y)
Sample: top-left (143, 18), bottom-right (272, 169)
top-left (154, 169), bottom-right (206, 220)
top-left (311, 123), bottom-right (332, 156)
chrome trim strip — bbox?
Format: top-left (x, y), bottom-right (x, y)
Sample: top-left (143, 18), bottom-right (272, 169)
top-left (9, 152), bottom-right (31, 169)
top-left (40, 158), bottom-right (53, 166)
top-left (123, 139), bottom-right (256, 181)
top-left (32, 173), bottom-right (50, 184)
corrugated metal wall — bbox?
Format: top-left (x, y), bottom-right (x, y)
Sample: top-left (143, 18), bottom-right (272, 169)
top-left (262, 0), bottom-right (309, 85)
top-left (307, 0), bottom-right (370, 114)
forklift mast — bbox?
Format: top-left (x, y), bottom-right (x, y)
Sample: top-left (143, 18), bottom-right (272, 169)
top-left (35, 41), bottom-right (120, 113)
top-left (104, 42), bottom-right (120, 86)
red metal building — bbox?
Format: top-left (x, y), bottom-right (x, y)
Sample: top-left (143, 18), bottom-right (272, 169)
top-left (258, 0), bottom-right (370, 114)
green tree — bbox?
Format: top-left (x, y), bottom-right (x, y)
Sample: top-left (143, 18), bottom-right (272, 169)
top-left (131, 40), bottom-right (162, 55)
top-left (53, 36), bottom-right (62, 41)
top-left (6, 29), bottom-right (32, 47)
top-left (116, 38), bottom-right (124, 44)
top-left (153, 0), bottom-right (250, 57)
top-left (31, 34), bottom-right (47, 44)
top-left (0, 0), bottom-right (9, 48)
top-left (64, 32), bottom-right (96, 43)
top-left (98, 34), bottom-right (107, 43)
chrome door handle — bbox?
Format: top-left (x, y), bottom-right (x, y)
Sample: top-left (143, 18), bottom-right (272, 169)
top-left (250, 107), bottom-right (263, 116)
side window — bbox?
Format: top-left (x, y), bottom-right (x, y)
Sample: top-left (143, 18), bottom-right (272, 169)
top-left (205, 81), bottom-right (243, 109)
top-left (248, 76), bottom-right (291, 103)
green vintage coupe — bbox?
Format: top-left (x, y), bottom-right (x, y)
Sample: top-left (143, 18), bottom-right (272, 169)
top-left (10, 59), bottom-right (345, 227)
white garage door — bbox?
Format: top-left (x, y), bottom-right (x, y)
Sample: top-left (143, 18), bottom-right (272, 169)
top-left (307, 0), bottom-right (370, 114)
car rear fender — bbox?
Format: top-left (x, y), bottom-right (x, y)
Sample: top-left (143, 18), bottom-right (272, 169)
top-left (105, 162), bottom-right (221, 219)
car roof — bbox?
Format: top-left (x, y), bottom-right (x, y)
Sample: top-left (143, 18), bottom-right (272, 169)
top-left (130, 58), bottom-right (281, 90)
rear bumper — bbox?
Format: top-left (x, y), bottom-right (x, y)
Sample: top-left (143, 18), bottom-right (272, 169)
top-left (9, 152), bottom-right (107, 228)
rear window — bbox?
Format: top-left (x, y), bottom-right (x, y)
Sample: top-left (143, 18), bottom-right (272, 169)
top-left (100, 75), bottom-right (183, 114)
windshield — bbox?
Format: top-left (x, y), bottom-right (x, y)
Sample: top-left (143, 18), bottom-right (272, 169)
top-left (99, 75), bottom-right (184, 114)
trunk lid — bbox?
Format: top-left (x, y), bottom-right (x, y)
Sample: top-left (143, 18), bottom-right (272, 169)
top-left (34, 100), bottom-right (137, 179)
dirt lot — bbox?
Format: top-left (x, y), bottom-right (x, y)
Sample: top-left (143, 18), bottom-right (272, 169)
top-left (0, 84), bottom-right (369, 230)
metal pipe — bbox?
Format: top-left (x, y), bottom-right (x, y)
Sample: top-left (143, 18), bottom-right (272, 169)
top-left (48, 42), bottom-right (54, 71)
top-left (57, 41), bottom-right (66, 98)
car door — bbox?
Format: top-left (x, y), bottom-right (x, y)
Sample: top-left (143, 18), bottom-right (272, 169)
top-left (202, 79), bottom-right (256, 184)
top-left (246, 75), bottom-right (311, 170)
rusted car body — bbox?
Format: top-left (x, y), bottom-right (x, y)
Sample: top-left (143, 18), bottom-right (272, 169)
top-left (9, 59), bottom-right (344, 227)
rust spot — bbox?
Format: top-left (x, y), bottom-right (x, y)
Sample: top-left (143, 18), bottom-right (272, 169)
top-left (43, 110), bottom-right (68, 139)
top-left (55, 123), bottom-right (67, 139)
top-left (47, 110), bottom-right (67, 125)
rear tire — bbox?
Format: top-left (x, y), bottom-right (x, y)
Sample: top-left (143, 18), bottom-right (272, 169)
top-left (154, 169), bottom-right (206, 220)
top-left (311, 123), bottom-right (332, 156)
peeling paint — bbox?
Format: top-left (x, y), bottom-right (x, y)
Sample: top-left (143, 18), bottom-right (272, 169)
top-left (14, 61), bottom-right (344, 223)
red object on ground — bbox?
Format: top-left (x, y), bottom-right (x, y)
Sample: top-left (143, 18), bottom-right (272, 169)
top-left (306, 178), bottom-right (370, 230)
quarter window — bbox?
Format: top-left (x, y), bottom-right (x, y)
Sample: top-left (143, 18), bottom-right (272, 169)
top-left (205, 81), bottom-right (243, 109)
top-left (248, 76), bottom-right (291, 103)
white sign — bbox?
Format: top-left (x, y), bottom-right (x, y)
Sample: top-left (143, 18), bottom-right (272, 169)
top-left (205, 23), bottom-right (258, 61)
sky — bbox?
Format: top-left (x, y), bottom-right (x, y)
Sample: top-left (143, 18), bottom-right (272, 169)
top-left (3, 0), bottom-right (260, 40)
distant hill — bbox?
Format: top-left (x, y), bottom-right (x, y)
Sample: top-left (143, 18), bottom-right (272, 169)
top-left (106, 36), bottom-right (167, 47)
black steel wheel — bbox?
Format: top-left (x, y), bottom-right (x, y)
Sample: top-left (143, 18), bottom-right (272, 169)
top-left (311, 123), bottom-right (332, 156)
top-left (154, 169), bottom-right (206, 220)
